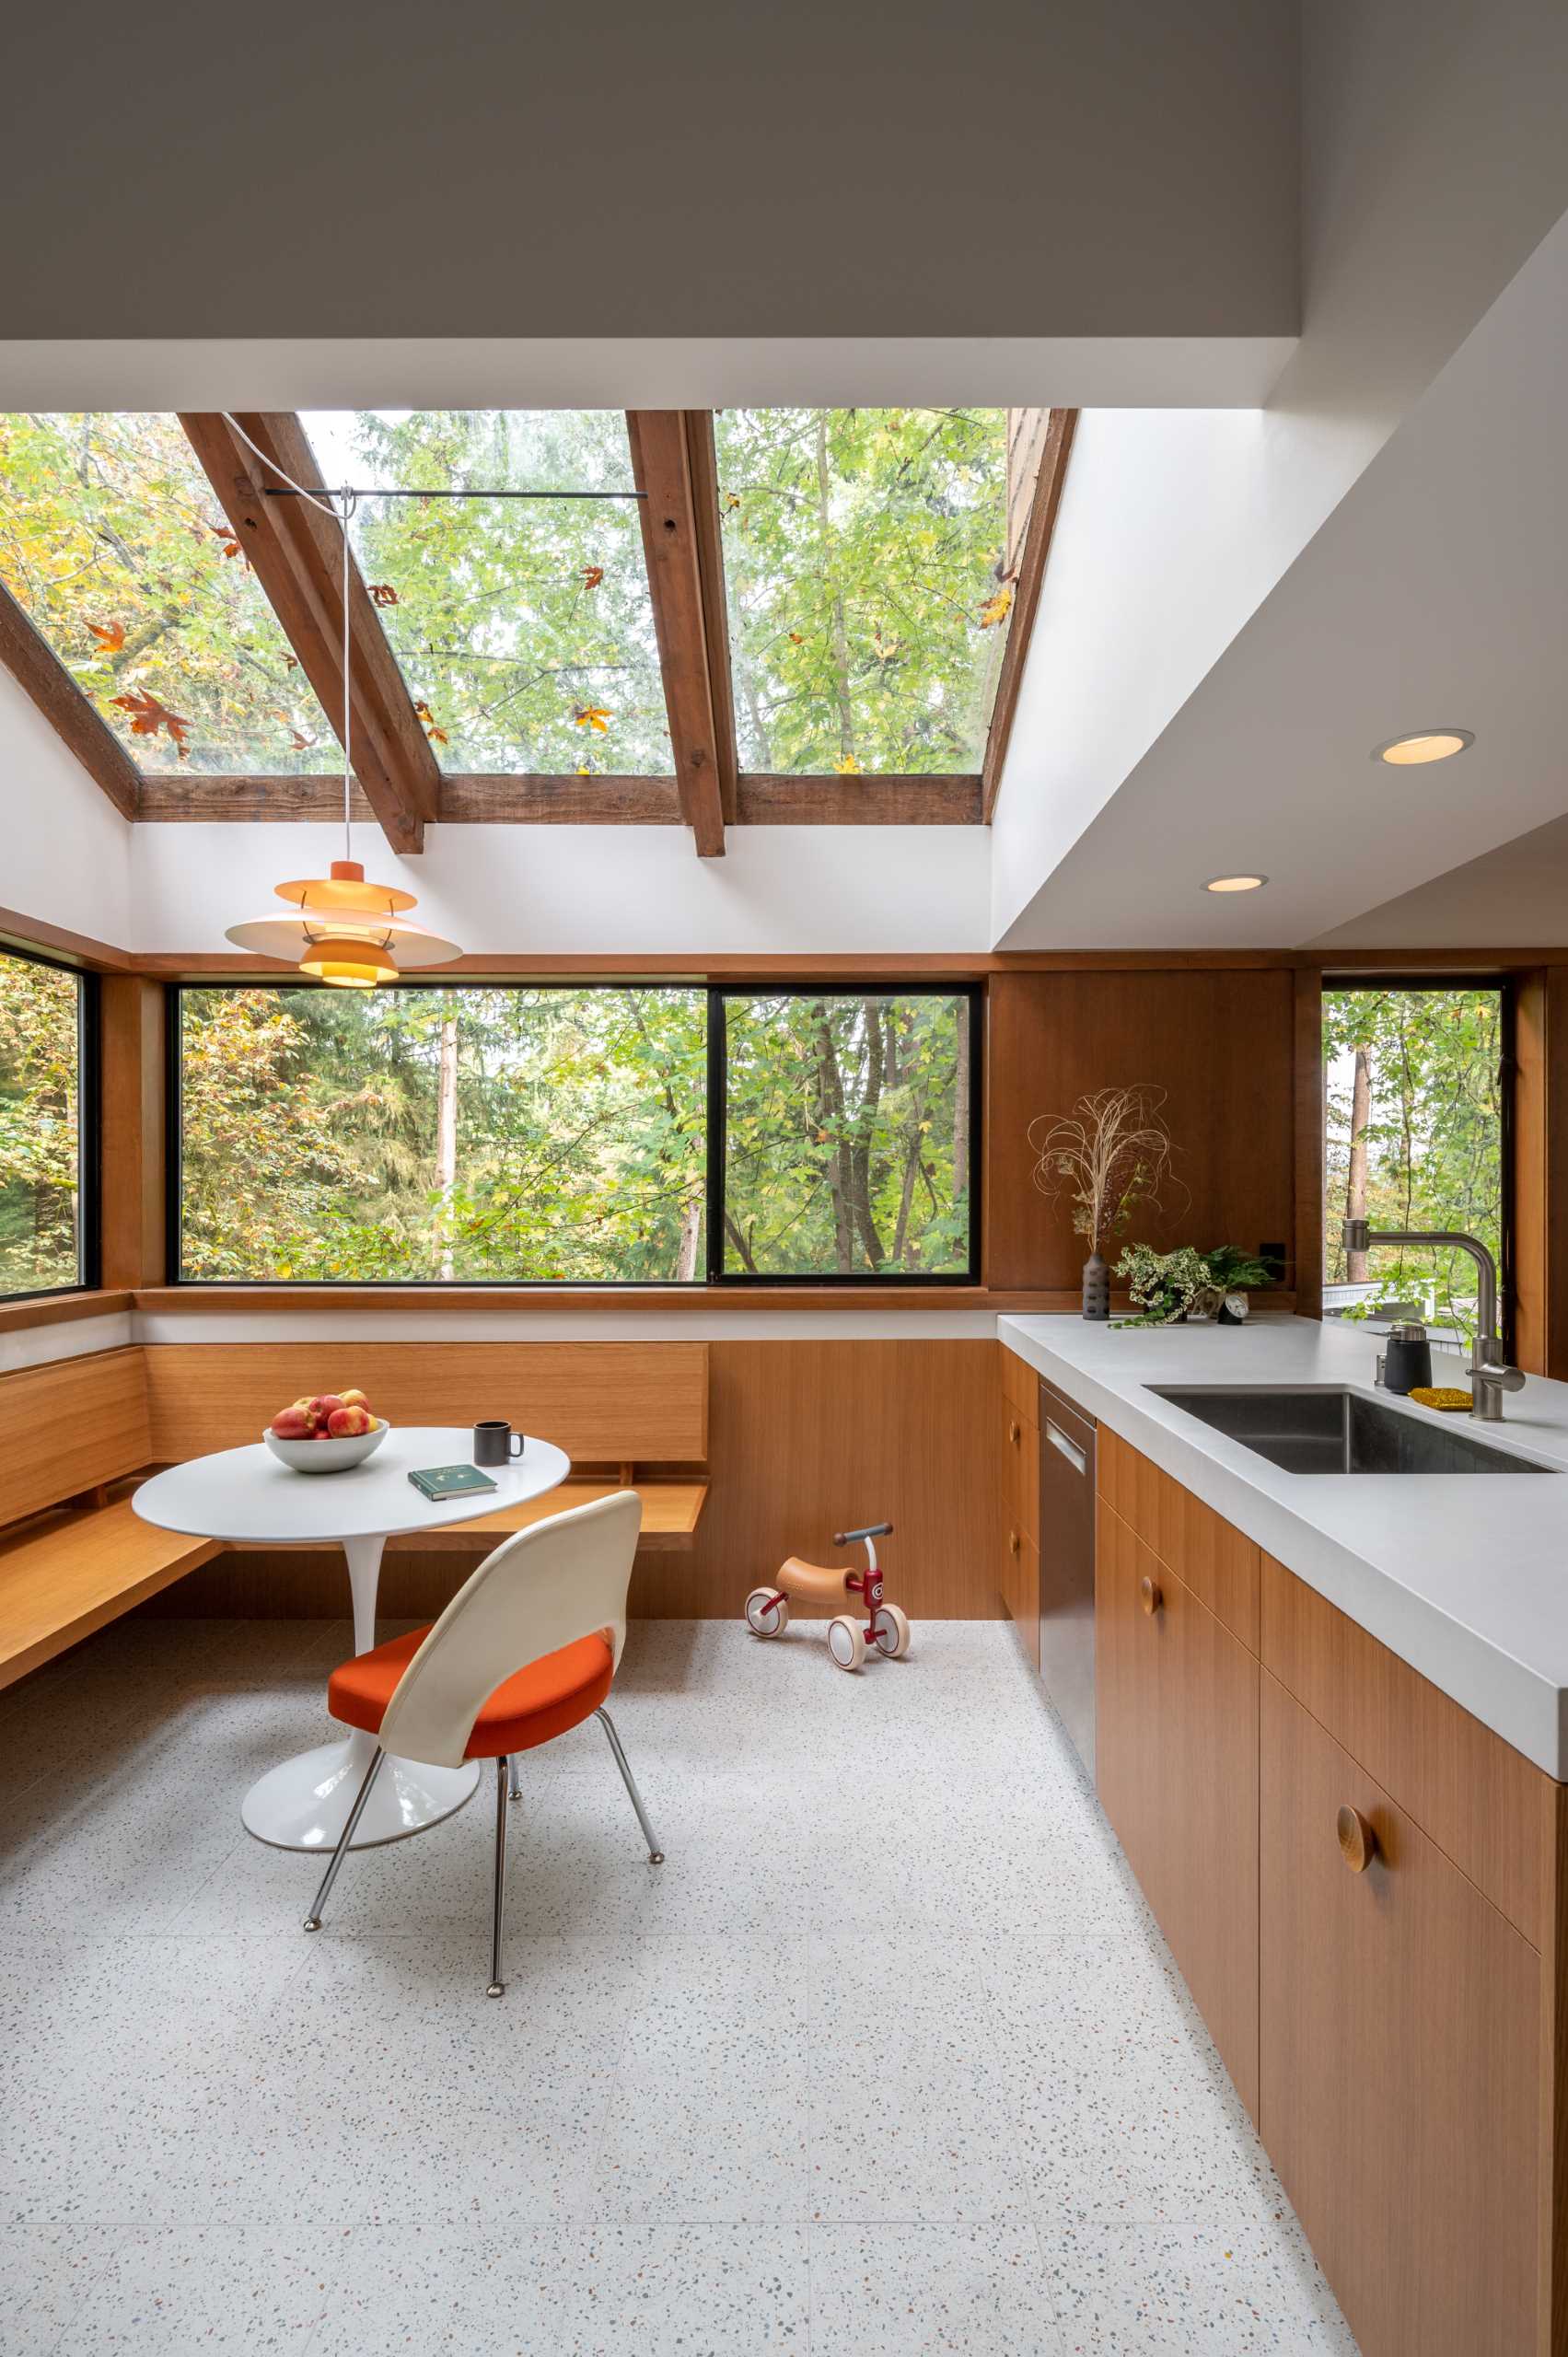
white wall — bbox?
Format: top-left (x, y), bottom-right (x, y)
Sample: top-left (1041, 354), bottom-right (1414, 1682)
top-left (130, 822), bottom-right (993, 957)
top-left (0, 668), bottom-right (132, 946)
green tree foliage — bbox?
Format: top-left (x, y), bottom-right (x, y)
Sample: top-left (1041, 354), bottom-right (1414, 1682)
top-left (302, 410), bottom-right (672, 773)
top-left (1323, 987), bottom-right (1504, 1340)
top-left (0, 413), bottom-right (331, 771)
top-left (176, 985), bottom-right (970, 1283)
top-left (714, 408), bottom-right (1013, 773)
top-left (722, 994), bottom-right (969, 1275)
top-left (0, 953), bottom-right (82, 1294)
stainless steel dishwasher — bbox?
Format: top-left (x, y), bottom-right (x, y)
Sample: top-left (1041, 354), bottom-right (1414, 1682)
top-left (1038, 1377), bottom-right (1097, 1775)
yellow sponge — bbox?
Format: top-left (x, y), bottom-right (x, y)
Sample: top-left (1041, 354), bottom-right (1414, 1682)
top-left (1407, 1386), bottom-right (1473, 1413)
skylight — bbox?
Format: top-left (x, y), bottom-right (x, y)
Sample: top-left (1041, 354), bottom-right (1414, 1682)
top-left (298, 410), bottom-right (674, 775)
top-left (0, 412), bottom-right (334, 773)
top-left (712, 408), bottom-right (1016, 775)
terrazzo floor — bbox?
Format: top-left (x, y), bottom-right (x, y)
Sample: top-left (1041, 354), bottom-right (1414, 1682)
top-left (0, 1612), bottom-right (1360, 2354)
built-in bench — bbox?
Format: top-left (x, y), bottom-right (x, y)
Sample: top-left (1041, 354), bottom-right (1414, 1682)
top-left (0, 1341), bottom-right (710, 1689)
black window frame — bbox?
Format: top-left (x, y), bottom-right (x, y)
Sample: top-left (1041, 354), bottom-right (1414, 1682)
top-left (1321, 971), bottom-right (1515, 1364)
top-left (166, 978), bottom-right (983, 1289)
top-left (0, 941), bottom-right (100, 1304)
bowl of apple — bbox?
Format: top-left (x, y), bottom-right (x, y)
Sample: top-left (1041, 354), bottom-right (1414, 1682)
top-left (264, 1388), bottom-right (389, 1473)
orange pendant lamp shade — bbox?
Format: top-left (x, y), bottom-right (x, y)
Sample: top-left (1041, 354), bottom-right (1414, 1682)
top-left (225, 861), bottom-right (461, 989)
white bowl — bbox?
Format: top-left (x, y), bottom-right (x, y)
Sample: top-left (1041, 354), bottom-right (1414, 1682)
top-left (263, 1418), bottom-right (389, 1474)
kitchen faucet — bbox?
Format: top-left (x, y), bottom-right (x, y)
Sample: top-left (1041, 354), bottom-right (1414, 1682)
top-left (1340, 1220), bottom-right (1525, 1421)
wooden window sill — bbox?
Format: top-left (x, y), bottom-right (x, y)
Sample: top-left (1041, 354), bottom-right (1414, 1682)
top-left (132, 1284), bottom-right (1299, 1317)
top-left (0, 1290), bottom-right (133, 1336)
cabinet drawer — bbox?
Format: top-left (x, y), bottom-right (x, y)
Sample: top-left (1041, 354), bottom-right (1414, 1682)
top-left (1260, 1671), bottom-right (1539, 2357)
top-left (1260, 1555), bottom-right (1549, 1947)
top-left (1001, 1524), bottom-right (1040, 1666)
top-left (1098, 1428), bottom-right (1259, 1651)
top-left (1000, 1343), bottom-right (1040, 1427)
top-left (1097, 1499), bottom-right (1260, 2118)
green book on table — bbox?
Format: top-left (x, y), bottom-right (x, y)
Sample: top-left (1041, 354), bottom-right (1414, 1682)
top-left (408, 1464), bottom-right (498, 1502)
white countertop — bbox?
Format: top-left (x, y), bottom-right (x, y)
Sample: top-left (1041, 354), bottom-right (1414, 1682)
top-left (999, 1313), bottom-right (1568, 1780)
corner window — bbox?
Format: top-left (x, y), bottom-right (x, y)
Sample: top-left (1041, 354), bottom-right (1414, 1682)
top-left (171, 981), bottom-right (979, 1285)
top-left (1322, 982), bottom-right (1509, 1354)
top-left (0, 947), bottom-right (95, 1298)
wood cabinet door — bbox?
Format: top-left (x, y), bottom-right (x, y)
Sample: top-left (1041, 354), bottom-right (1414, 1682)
top-left (1096, 1502), bottom-right (1260, 2118)
top-left (1260, 1671), bottom-right (1539, 2357)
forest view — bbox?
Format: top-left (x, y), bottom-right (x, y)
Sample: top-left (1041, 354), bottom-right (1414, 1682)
top-left (0, 952), bottom-right (83, 1295)
top-left (1322, 985), bottom-right (1505, 1344)
top-left (172, 985), bottom-right (970, 1284)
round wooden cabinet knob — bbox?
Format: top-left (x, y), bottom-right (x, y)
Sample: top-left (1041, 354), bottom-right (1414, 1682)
top-left (1008, 1529), bottom-right (1021, 1556)
top-left (1008, 1420), bottom-right (1021, 1446)
top-left (1140, 1573), bottom-right (1162, 1616)
top-left (1337, 1805), bottom-right (1377, 1873)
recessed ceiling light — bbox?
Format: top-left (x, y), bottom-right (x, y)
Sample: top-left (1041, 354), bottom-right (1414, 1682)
top-left (1203, 874), bottom-right (1268, 893)
top-left (1372, 728), bottom-right (1474, 765)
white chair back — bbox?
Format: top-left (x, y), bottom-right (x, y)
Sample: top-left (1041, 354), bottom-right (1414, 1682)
top-left (377, 1490), bottom-right (643, 1769)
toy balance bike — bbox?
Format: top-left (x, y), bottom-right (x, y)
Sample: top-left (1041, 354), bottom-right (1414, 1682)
top-left (744, 1520), bottom-right (912, 1672)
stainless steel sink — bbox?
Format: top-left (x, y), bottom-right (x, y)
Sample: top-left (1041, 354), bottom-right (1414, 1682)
top-left (1147, 1386), bottom-right (1557, 1475)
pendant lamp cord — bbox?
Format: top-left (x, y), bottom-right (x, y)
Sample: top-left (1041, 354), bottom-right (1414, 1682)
top-left (219, 413), bottom-right (358, 864)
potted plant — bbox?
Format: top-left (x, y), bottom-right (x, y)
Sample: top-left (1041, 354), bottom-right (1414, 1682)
top-left (1112, 1242), bottom-right (1273, 1327)
top-left (1028, 1086), bottom-right (1184, 1319)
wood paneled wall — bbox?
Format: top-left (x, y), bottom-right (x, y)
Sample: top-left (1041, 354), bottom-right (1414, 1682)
top-left (149, 1339), bottom-right (1005, 1623)
top-left (983, 969), bottom-right (1298, 1292)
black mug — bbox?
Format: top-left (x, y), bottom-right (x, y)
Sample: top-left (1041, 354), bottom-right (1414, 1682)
top-left (473, 1420), bottom-right (525, 1468)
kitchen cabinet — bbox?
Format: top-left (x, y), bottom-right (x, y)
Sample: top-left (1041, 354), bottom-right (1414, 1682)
top-left (1097, 1492), bottom-right (1260, 2119)
top-left (998, 1346), bottom-right (1040, 1665)
top-left (1260, 1670), bottom-right (1539, 2357)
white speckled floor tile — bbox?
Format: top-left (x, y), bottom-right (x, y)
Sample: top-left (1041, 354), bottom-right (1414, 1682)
top-left (591, 1936), bottom-right (809, 2222)
top-left (1039, 2222), bottom-right (1360, 2352)
top-left (0, 2220), bottom-right (125, 2351)
top-left (0, 1620), bottom-right (1360, 2352)
top-left (308, 2220), bottom-right (570, 2354)
top-left (809, 2223), bottom-right (1063, 2354)
top-left (50, 2223), bottom-right (342, 2352)
top-left (556, 2222), bottom-right (810, 2352)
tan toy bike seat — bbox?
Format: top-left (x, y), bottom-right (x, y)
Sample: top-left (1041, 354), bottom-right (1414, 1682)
top-left (776, 1556), bottom-right (853, 1608)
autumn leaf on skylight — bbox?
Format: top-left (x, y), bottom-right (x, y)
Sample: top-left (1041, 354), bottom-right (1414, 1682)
top-left (574, 704), bottom-right (612, 733)
top-left (87, 620), bottom-right (124, 653)
top-left (112, 688), bottom-right (192, 758)
top-left (977, 584), bottom-right (1014, 629)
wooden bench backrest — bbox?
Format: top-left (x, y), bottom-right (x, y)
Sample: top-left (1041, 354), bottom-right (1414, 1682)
top-left (0, 1349), bottom-right (153, 1524)
top-left (142, 1341), bottom-right (709, 1466)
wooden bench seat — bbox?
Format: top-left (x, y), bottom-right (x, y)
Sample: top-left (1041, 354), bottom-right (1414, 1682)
top-left (0, 1339), bottom-right (711, 1684)
top-left (0, 1496), bottom-right (216, 1693)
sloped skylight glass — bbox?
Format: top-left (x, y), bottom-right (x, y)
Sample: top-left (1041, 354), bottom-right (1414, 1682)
top-left (299, 411), bottom-right (673, 775)
top-left (0, 412), bottom-right (335, 773)
top-left (713, 407), bottom-right (1019, 776)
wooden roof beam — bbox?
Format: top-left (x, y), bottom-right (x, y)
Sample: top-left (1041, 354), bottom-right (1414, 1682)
top-left (625, 411), bottom-right (732, 856)
top-left (178, 412), bottom-right (441, 855)
top-left (981, 408), bottom-right (1078, 824)
top-left (0, 580), bottom-right (141, 820)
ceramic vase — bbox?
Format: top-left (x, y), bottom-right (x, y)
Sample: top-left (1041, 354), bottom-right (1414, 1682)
top-left (1082, 1250), bottom-right (1109, 1320)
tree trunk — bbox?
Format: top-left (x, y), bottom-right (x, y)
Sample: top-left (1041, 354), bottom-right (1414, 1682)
top-left (435, 1001), bottom-right (459, 1281)
top-left (952, 1013), bottom-right (970, 1207)
top-left (1344, 1045), bottom-right (1372, 1282)
top-left (815, 416), bottom-right (856, 765)
top-left (676, 1196), bottom-right (701, 1282)
top-left (846, 999), bottom-right (886, 1270)
top-left (810, 1002), bottom-right (855, 1271)
top-left (722, 1212), bottom-right (760, 1275)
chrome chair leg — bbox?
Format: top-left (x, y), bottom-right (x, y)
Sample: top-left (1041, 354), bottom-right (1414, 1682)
top-left (303, 1747), bottom-right (385, 1931)
top-left (508, 1752), bottom-right (521, 1803)
top-left (596, 1706), bottom-right (664, 1864)
top-left (487, 1755), bottom-right (509, 1998)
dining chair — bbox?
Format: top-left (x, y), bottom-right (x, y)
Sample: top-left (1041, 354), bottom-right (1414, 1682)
top-left (302, 1488), bottom-right (662, 1995)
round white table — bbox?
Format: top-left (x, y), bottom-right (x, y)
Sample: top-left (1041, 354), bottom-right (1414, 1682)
top-left (134, 1425), bottom-right (569, 1852)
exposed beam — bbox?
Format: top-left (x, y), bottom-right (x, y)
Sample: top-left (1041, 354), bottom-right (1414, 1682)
top-left (178, 412), bottom-right (440, 854)
top-left (0, 579), bottom-right (141, 820)
top-left (981, 407), bottom-right (1078, 824)
top-left (681, 412), bottom-right (739, 823)
top-left (737, 773), bottom-right (981, 826)
top-left (625, 411), bottom-right (726, 857)
top-left (138, 771), bottom-right (981, 825)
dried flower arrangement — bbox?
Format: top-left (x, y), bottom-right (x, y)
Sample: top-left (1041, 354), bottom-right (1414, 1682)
top-left (1028, 1086), bottom-right (1186, 1319)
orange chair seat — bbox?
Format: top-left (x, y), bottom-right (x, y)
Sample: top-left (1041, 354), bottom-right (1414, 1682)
top-left (328, 1627), bottom-right (614, 1758)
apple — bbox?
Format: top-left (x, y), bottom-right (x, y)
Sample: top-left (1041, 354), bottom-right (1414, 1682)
top-left (340, 1387), bottom-right (370, 1411)
top-left (308, 1395), bottom-right (345, 1424)
top-left (327, 1404), bottom-right (373, 1438)
top-left (271, 1407), bottom-right (312, 1440)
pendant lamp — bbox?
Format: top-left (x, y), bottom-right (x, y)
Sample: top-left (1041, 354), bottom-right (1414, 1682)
top-left (221, 427), bottom-right (460, 987)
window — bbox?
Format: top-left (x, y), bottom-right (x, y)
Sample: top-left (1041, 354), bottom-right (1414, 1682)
top-left (717, 991), bottom-right (976, 1276)
top-left (0, 413), bottom-right (335, 773)
top-left (714, 407), bottom-right (1017, 774)
top-left (298, 411), bottom-right (673, 774)
top-left (0, 947), bottom-right (95, 1297)
top-left (1322, 982), bottom-right (1509, 1353)
top-left (173, 983), bottom-right (978, 1285)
